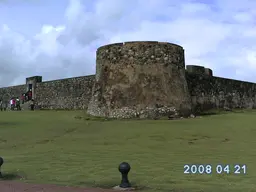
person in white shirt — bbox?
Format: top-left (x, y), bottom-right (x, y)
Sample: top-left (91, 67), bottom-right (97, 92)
top-left (10, 99), bottom-right (13, 110)
top-left (16, 98), bottom-right (21, 111)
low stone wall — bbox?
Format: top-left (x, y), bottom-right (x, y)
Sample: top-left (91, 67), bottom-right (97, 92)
top-left (35, 75), bottom-right (95, 110)
top-left (186, 72), bottom-right (256, 113)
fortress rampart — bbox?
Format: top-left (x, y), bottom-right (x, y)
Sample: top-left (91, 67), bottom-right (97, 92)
top-left (0, 41), bottom-right (256, 118)
top-left (87, 41), bottom-right (191, 118)
top-left (35, 75), bottom-right (94, 110)
top-left (186, 67), bottom-right (256, 111)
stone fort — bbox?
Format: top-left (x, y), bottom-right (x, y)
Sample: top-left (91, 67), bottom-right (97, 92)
top-left (1, 41), bottom-right (256, 118)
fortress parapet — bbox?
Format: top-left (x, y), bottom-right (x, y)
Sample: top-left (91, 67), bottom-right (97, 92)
top-left (186, 65), bottom-right (213, 76)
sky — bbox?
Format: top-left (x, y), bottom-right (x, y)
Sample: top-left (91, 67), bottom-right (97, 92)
top-left (0, 0), bottom-right (256, 87)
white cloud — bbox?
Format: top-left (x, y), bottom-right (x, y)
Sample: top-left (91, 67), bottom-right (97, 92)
top-left (34, 25), bottom-right (65, 56)
top-left (0, 0), bottom-right (256, 87)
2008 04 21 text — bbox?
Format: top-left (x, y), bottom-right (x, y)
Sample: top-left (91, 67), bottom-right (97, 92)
top-left (183, 164), bottom-right (246, 174)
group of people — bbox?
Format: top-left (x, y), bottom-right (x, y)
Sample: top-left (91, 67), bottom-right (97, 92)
top-left (0, 89), bottom-right (35, 111)
top-left (22, 90), bottom-right (32, 102)
top-left (10, 97), bottom-right (21, 110)
top-left (0, 98), bottom-right (21, 111)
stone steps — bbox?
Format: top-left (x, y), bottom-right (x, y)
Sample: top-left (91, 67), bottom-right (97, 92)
top-left (20, 102), bottom-right (31, 110)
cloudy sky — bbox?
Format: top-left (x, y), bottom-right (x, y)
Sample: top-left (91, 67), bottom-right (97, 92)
top-left (0, 0), bottom-right (256, 87)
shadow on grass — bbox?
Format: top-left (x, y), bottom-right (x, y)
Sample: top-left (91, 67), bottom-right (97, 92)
top-left (76, 180), bottom-right (152, 191)
top-left (0, 171), bottom-right (26, 181)
top-left (198, 112), bottom-right (220, 116)
top-left (73, 109), bottom-right (256, 122)
top-left (74, 113), bottom-right (115, 122)
top-left (197, 109), bottom-right (253, 116)
top-left (0, 122), bottom-right (19, 126)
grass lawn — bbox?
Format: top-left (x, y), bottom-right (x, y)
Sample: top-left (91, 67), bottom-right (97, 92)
top-left (0, 110), bottom-right (256, 192)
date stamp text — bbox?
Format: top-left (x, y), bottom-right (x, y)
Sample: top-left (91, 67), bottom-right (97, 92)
top-left (183, 164), bottom-right (246, 174)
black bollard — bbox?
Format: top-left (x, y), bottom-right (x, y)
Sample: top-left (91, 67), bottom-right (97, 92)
top-left (118, 162), bottom-right (131, 188)
top-left (0, 157), bottom-right (3, 178)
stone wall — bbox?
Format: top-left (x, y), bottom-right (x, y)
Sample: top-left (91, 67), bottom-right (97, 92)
top-left (87, 41), bottom-right (192, 118)
top-left (186, 66), bottom-right (256, 113)
top-left (0, 84), bottom-right (26, 104)
top-left (35, 75), bottom-right (94, 109)
top-left (0, 41), bottom-right (256, 118)
top-left (0, 75), bottom-right (95, 110)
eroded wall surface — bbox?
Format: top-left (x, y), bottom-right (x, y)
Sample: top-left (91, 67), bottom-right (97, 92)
top-left (186, 73), bottom-right (256, 112)
top-left (0, 84), bottom-right (26, 104)
top-left (87, 41), bottom-right (192, 118)
top-left (35, 75), bottom-right (94, 109)
top-left (0, 71), bottom-right (255, 114)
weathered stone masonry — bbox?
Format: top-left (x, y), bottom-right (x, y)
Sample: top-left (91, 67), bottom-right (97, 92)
top-left (186, 66), bottom-right (256, 112)
top-left (0, 75), bottom-right (95, 110)
top-left (0, 84), bottom-right (26, 106)
top-left (87, 41), bottom-right (192, 118)
top-left (35, 75), bottom-right (94, 110)
top-left (0, 41), bottom-right (256, 118)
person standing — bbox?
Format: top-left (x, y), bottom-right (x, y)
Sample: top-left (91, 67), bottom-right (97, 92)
top-left (3, 101), bottom-right (7, 111)
top-left (12, 98), bottom-right (16, 110)
top-left (16, 98), bottom-right (21, 111)
top-left (28, 89), bottom-right (32, 100)
top-left (30, 99), bottom-right (35, 111)
top-left (0, 100), bottom-right (2, 111)
top-left (21, 94), bottom-right (25, 104)
top-left (25, 92), bottom-right (28, 101)
top-left (10, 98), bottom-right (13, 110)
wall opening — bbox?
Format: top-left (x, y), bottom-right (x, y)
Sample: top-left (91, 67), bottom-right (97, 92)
top-left (28, 84), bottom-right (32, 90)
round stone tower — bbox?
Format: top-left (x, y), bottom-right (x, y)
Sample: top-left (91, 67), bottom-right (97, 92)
top-left (87, 41), bottom-right (192, 118)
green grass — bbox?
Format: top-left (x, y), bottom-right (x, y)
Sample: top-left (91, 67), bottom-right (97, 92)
top-left (0, 110), bottom-right (256, 192)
